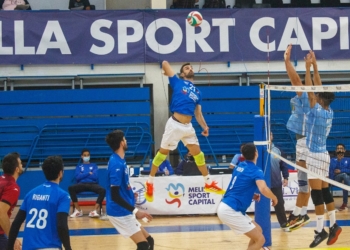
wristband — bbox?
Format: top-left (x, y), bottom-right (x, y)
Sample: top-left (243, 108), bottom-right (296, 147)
top-left (132, 208), bottom-right (138, 215)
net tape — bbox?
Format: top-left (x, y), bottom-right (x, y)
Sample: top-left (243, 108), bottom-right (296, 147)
top-left (267, 84), bottom-right (350, 92)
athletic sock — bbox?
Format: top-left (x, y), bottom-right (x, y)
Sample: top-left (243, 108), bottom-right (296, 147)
top-left (316, 215), bottom-right (324, 233)
top-left (203, 175), bottom-right (211, 184)
top-left (147, 176), bottom-right (154, 184)
top-left (301, 206), bottom-right (308, 216)
top-left (328, 210), bottom-right (336, 228)
top-left (293, 206), bottom-right (302, 216)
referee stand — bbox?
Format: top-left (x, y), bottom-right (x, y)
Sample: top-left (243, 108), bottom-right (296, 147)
top-left (254, 115), bottom-right (272, 247)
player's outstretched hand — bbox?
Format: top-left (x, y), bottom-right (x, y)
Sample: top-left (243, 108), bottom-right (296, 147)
top-left (304, 52), bottom-right (312, 69)
top-left (134, 192), bottom-right (139, 199)
top-left (310, 50), bottom-right (317, 65)
top-left (201, 127), bottom-right (209, 137)
top-left (271, 196), bottom-right (278, 207)
top-left (284, 44), bottom-right (292, 61)
top-left (136, 210), bottom-right (153, 222)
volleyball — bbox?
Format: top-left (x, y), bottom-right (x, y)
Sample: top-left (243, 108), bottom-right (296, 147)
top-left (187, 11), bottom-right (203, 27)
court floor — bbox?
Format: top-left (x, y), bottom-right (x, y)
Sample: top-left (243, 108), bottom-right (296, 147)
top-left (12, 197), bottom-right (350, 250)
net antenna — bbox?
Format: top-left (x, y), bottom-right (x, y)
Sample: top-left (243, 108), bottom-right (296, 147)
top-left (267, 83), bottom-right (350, 192)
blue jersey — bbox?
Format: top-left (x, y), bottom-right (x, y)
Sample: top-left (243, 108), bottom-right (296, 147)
top-left (306, 103), bottom-right (333, 153)
top-left (286, 92), bottom-right (310, 136)
top-left (169, 75), bottom-right (202, 116)
top-left (106, 153), bottom-right (135, 217)
top-left (222, 161), bottom-right (265, 214)
top-left (20, 182), bottom-right (70, 250)
top-left (74, 163), bottom-right (99, 184)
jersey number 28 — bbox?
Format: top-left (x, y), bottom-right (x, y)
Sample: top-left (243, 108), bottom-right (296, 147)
top-left (26, 208), bottom-right (48, 229)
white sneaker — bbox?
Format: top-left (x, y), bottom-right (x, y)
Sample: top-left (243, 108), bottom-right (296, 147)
top-left (89, 210), bottom-right (100, 218)
top-left (70, 209), bottom-right (83, 218)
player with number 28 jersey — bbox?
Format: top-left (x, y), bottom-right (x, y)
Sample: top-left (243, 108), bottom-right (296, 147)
top-left (20, 181), bottom-right (71, 249)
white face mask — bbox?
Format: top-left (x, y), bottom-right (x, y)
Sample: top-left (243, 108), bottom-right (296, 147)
top-left (83, 156), bottom-right (90, 162)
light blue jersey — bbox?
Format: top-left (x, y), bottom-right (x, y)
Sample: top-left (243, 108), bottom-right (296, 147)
top-left (222, 161), bottom-right (265, 214)
top-left (306, 103), bottom-right (333, 153)
top-left (106, 153), bottom-right (135, 217)
top-left (286, 92), bottom-right (310, 136)
top-left (20, 182), bottom-right (70, 250)
top-left (169, 75), bottom-right (202, 116)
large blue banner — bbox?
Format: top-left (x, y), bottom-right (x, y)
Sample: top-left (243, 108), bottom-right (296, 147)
top-left (0, 8), bottom-right (349, 64)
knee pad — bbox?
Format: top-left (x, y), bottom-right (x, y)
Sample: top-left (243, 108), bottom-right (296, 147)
top-left (311, 189), bottom-right (324, 206)
top-left (136, 241), bottom-right (149, 250)
top-left (146, 236), bottom-right (154, 250)
top-left (322, 187), bottom-right (334, 204)
top-left (153, 152), bottom-right (167, 167)
top-left (193, 151), bottom-right (206, 166)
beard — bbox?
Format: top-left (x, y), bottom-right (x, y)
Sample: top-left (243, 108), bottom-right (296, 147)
top-left (123, 144), bottom-right (128, 151)
top-left (184, 71), bottom-right (194, 79)
top-left (59, 176), bottom-right (63, 182)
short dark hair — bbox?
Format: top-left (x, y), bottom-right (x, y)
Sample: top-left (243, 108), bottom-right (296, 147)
top-left (81, 148), bottom-right (90, 155)
top-left (241, 143), bottom-right (256, 161)
top-left (336, 143), bottom-right (345, 150)
top-left (42, 156), bottom-right (64, 181)
top-left (180, 62), bottom-right (191, 74)
top-left (318, 92), bottom-right (335, 106)
top-left (105, 130), bottom-right (125, 151)
top-left (1, 152), bottom-right (20, 175)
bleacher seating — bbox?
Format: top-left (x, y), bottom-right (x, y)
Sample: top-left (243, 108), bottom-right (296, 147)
top-left (27, 123), bottom-right (153, 168)
top-left (0, 87), bottom-right (153, 169)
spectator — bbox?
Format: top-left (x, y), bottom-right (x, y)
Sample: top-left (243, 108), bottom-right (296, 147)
top-left (0, 152), bottom-right (23, 250)
top-left (329, 143), bottom-right (350, 211)
top-left (1, 0), bottom-right (31, 10)
top-left (69, 0), bottom-right (91, 10)
top-left (172, 0), bottom-right (198, 8)
top-left (175, 151), bottom-right (201, 176)
top-left (270, 133), bottom-right (289, 230)
top-left (68, 149), bottom-right (106, 218)
top-left (229, 143), bottom-right (245, 169)
top-left (149, 149), bottom-right (174, 176)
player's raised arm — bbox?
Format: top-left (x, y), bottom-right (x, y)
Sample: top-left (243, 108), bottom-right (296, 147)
top-left (162, 61), bottom-right (175, 77)
top-left (304, 53), bottom-right (317, 108)
top-left (310, 50), bottom-right (322, 86)
top-left (284, 44), bottom-right (303, 96)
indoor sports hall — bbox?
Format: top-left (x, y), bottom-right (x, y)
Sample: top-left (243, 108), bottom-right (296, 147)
top-left (1, 1), bottom-right (350, 249)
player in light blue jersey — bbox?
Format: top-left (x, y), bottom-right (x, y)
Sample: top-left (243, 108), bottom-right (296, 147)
top-left (144, 61), bottom-right (224, 202)
top-left (217, 143), bottom-right (277, 250)
top-left (284, 45), bottom-right (312, 231)
top-left (7, 156), bottom-right (72, 250)
top-left (105, 130), bottom-right (154, 250)
top-left (304, 51), bottom-right (340, 247)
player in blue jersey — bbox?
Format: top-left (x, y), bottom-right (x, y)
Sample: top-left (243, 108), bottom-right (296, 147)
top-left (303, 51), bottom-right (341, 248)
top-left (7, 156), bottom-right (72, 250)
top-left (105, 130), bottom-right (154, 250)
top-left (217, 143), bottom-right (277, 250)
top-left (284, 44), bottom-right (311, 231)
top-left (144, 61), bottom-right (224, 202)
